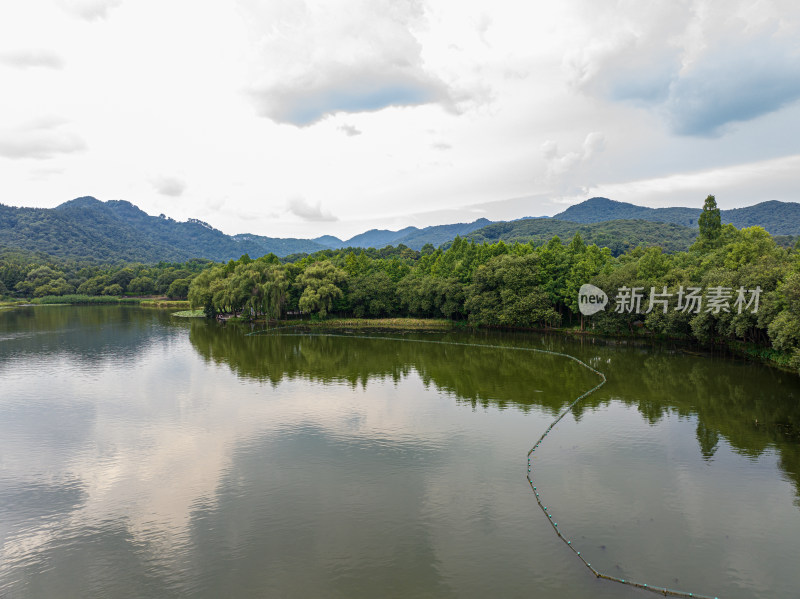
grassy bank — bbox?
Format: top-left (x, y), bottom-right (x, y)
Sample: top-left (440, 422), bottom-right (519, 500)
top-left (1, 296), bottom-right (203, 318)
top-left (140, 299), bottom-right (190, 308)
top-left (23, 295), bottom-right (191, 308)
top-left (262, 317), bottom-right (460, 331)
top-left (171, 309), bottom-right (205, 317)
top-left (0, 299), bottom-right (26, 307)
top-left (32, 295), bottom-right (140, 305)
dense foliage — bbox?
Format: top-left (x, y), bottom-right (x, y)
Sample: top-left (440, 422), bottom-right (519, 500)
top-left (180, 219), bottom-right (800, 370)
top-left (0, 248), bottom-right (210, 300)
top-left (465, 218), bottom-right (699, 254)
top-left (4, 201), bottom-right (800, 373)
top-left (554, 196), bottom-right (800, 235)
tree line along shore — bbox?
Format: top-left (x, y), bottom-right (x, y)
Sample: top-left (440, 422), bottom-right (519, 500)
top-left (2, 197), bottom-right (799, 373)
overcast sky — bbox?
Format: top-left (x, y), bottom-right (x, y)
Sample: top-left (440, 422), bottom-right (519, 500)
top-left (1, 0), bottom-right (799, 240)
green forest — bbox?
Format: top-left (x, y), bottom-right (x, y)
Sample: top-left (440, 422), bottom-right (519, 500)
top-left (2, 196), bottom-right (800, 372)
top-left (0, 252), bottom-right (211, 301)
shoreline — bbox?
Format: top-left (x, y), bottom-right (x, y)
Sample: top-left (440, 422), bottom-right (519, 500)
top-left (243, 316), bottom-right (797, 374)
top-left (3, 301), bottom-right (795, 375)
top-left (0, 296), bottom-right (191, 308)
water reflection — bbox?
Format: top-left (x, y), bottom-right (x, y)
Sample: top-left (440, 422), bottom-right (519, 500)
top-left (1, 307), bottom-right (799, 599)
top-left (191, 321), bottom-right (800, 500)
top-left (0, 305), bottom-right (184, 365)
top-left (188, 321), bottom-right (599, 412)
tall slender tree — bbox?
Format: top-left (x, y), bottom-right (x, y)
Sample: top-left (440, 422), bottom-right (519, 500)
top-left (698, 194), bottom-right (722, 244)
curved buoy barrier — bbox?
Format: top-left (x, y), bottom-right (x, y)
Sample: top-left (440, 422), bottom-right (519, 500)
top-left (524, 352), bottom-right (718, 598)
top-left (249, 327), bottom-right (719, 599)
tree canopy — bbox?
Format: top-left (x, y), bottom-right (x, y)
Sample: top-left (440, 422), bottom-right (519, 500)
top-left (4, 195), bottom-right (800, 374)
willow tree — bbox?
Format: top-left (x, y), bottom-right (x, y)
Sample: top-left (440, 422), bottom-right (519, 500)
top-left (296, 261), bottom-right (347, 318)
top-left (188, 265), bottom-right (226, 318)
top-left (233, 261), bottom-right (288, 320)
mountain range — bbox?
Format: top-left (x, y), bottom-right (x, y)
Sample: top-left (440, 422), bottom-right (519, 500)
top-left (312, 218), bottom-right (493, 250)
top-left (552, 197), bottom-right (800, 234)
top-left (0, 195), bottom-right (797, 263)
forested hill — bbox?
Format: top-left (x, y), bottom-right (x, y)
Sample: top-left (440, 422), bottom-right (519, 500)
top-left (0, 198), bottom-right (493, 261)
top-left (0, 197), bottom-right (329, 262)
top-left (313, 219), bottom-right (493, 249)
top-left (554, 197), bottom-right (800, 234)
top-left (1, 196), bottom-right (797, 263)
top-left (465, 218), bottom-right (698, 255)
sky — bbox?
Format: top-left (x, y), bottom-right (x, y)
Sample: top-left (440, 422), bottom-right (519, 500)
top-left (1, 0), bottom-right (799, 240)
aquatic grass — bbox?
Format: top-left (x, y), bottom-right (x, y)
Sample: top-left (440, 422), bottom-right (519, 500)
top-left (140, 299), bottom-right (191, 308)
top-left (171, 309), bottom-right (205, 318)
top-left (281, 317), bottom-right (458, 331)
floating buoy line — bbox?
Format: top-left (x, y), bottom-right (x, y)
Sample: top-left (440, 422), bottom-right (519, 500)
top-left (249, 325), bottom-right (719, 599)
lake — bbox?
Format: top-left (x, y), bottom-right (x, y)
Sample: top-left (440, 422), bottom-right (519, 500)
top-left (1, 306), bottom-right (799, 598)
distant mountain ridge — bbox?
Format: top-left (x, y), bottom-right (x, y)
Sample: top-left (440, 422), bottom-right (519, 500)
top-left (465, 218), bottom-right (699, 255)
top-left (311, 219), bottom-right (493, 250)
top-left (1, 195), bottom-right (797, 263)
top-left (45, 197), bottom-right (327, 260)
top-left (0, 197), bottom-right (493, 262)
top-left (552, 197), bottom-right (800, 234)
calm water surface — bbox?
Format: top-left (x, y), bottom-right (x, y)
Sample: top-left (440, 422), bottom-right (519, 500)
top-left (1, 306), bottom-right (799, 598)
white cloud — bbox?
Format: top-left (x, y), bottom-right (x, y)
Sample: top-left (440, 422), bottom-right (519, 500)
top-left (542, 132), bottom-right (605, 178)
top-left (0, 0), bottom-right (798, 239)
top-left (287, 197), bottom-right (338, 222)
top-left (566, 0), bottom-right (800, 136)
top-left (582, 131), bottom-right (606, 158)
top-left (151, 175), bottom-right (186, 197)
top-left (28, 166), bottom-right (64, 181)
top-left (338, 124), bottom-right (362, 137)
top-left (566, 154), bottom-right (800, 208)
top-left (663, 34), bottom-right (800, 136)
top-left (58, 0), bottom-right (122, 21)
top-left (0, 117), bottom-right (86, 160)
top-left (241, 0), bottom-right (454, 125)
top-left (0, 49), bottom-right (64, 69)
